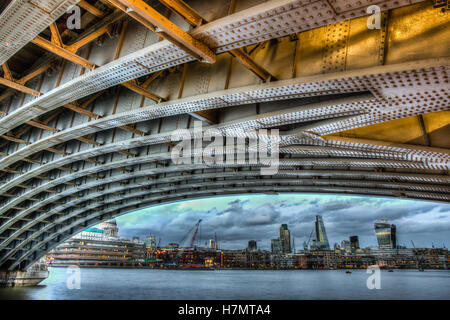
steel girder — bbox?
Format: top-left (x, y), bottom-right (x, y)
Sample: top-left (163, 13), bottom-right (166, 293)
top-left (0, 83), bottom-right (447, 210)
top-left (0, 0), bottom-right (429, 136)
top-left (0, 58), bottom-right (448, 174)
top-left (0, 141), bottom-right (448, 220)
top-left (0, 157), bottom-right (434, 218)
top-left (1, 169), bottom-right (449, 242)
top-left (0, 0), bottom-right (80, 65)
top-left (1, 124), bottom-right (448, 205)
top-left (3, 176), bottom-right (447, 248)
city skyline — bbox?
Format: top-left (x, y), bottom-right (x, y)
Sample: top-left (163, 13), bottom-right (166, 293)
top-left (115, 194), bottom-right (450, 250)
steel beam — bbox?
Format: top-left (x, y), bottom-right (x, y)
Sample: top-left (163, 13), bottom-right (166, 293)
top-left (112, 0), bottom-right (215, 63)
top-left (31, 36), bottom-right (97, 70)
top-left (0, 0), bottom-right (80, 65)
top-left (0, 59), bottom-right (448, 174)
top-left (157, 0), bottom-right (275, 81)
top-left (0, 77), bottom-right (42, 97)
top-left (78, 0), bottom-right (106, 17)
top-left (3, 168), bottom-right (448, 230)
top-left (0, 0), bottom-right (431, 136)
top-left (0, 153), bottom-right (440, 219)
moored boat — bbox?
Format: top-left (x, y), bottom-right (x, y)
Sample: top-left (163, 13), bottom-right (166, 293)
top-left (0, 260), bottom-right (48, 287)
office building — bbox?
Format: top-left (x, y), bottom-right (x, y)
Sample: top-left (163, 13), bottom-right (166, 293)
top-left (279, 224), bottom-right (291, 253)
top-left (248, 240), bottom-right (257, 251)
top-left (312, 215), bottom-right (330, 250)
top-left (271, 238), bottom-right (284, 254)
top-left (350, 236), bottom-right (360, 250)
top-left (341, 240), bottom-right (351, 251)
top-left (374, 219), bottom-right (397, 249)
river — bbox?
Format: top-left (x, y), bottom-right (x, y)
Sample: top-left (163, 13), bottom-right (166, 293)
top-left (0, 268), bottom-right (449, 300)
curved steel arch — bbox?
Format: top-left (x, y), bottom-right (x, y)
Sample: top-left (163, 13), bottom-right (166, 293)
top-left (0, 156), bottom-right (432, 217)
top-left (2, 163), bottom-right (450, 269)
top-left (2, 172), bottom-right (449, 242)
top-left (2, 167), bottom-right (448, 241)
top-left (0, 0), bottom-right (427, 136)
top-left (8, 184), bottom-right (450, 270)
top-left (1, 60), bottom-right (448, 173)
top-left (0, 0), bottom-right (448, 272)
top-left (0, 92), bottom-right (376, 194)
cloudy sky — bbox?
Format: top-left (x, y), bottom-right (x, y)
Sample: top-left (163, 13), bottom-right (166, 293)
top-left (113, 194), bottom-right (450, 250)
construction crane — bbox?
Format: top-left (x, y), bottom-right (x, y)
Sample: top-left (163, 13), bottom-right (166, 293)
top-left (174, 219), bottom-right (202, 265)
top-left (188, 219), bottom-right (202, 252)
top-left (303, 227), bottom-right (315, 250)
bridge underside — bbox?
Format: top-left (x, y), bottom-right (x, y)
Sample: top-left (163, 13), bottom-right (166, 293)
top-left (0, 0), bottom-right (449, 270)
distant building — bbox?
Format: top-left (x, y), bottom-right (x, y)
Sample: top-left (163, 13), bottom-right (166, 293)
top-left (350, 236), bottom-right (360, 250)
top-left (374, 219), bottom-right (397, 249)
top-left (311, 215), bottom-right (330, 250)
top-left (77, 227), bottom-right (104, 241)
top-left (168, 243), bottom-right (179, 250)
top-left (341, 240), bottom-right (351, 251)
top-left (279, 224), bottom-right (291, 253)
top-left (146, 234), bottom-right (157, 248)
top-left (132, 236), bottom-right (141, 243)
top-left (47, 221), bottom-right (145, 267)
top-left (271, 238), bottom-right (284, 254)
top-left (99, 220), bottom-right (119, 239)
top-left (248, 240), bottom-right (257, 251)
top-left (209, 239), bottom-right (216, 249)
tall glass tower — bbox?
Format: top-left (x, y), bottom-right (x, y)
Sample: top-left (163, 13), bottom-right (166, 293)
top-left (374, 219), bottom-right (397, 249)
top-left (314, 215), bottom-right (330, 250)
top-left (279, 224), bottom-right (291, 253)
top-left (271, 238), bottom-right (284, 254)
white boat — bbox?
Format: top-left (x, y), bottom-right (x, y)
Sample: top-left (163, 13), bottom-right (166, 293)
top-left (0, 260), bottom-right (49, 287)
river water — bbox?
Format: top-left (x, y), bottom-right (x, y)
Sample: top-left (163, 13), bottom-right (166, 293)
top-left (0, 268), bottom-right (449, 300)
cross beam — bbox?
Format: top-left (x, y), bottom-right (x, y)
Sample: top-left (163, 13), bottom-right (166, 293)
top-left (110, 0), bottom-right (216, 63)
top-left (78, 0), bottom-right (107, 17)
top-left (0, 62), bottom-right (53, 98)
top-left (157, 0), bottom-right (275, 81)
top-left (31, 19), bottom-right (165, 102)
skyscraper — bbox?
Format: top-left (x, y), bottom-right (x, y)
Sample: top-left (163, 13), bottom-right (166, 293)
top-left (374, 219), bottom-right (397, 249)
top-left (271, 238), bottom-right (284, 254)
top-left (350, 235), bottom-right (360, 250)
top-left (279, 224), bottom-right (291, 253)
top-left (313, 215), bottom-right (330, 250)
top-left (248, 240), bottom-right (257, 251)
top-left (341, 240), bottom-right (351, 251)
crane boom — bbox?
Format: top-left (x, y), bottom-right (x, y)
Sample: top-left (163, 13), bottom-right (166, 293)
top-left (304, 227), bottom-right (314, 249)
top-left (189, 219), bottom-right (202, 250)
top-left (183, 219), bottom-right (202, 263)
